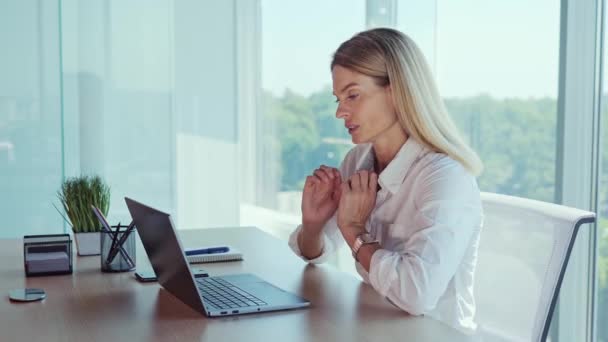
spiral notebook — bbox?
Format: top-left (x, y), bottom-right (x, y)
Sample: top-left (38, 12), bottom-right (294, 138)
top-left (185, 245), bottom-right (243, 264)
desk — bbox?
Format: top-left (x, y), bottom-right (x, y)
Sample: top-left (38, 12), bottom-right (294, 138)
top-left (0, 227), bottom-right (474, 342)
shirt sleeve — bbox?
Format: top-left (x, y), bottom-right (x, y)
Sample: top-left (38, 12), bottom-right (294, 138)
top-left (367, 160), bottom-right (483, 315)
top-left (287, 213), bottom-right (342, 264)
top-left (287, 147), bottom-right (357, 264)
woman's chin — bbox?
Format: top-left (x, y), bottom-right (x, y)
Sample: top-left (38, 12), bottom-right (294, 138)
top-left (351, 134), bottom-right (367, 145)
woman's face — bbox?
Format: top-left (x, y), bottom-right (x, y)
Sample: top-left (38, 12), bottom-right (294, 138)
top-left (332, 65), bottom-right (398, 144)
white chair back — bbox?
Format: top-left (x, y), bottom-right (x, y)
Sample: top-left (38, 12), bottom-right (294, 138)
top-left (475, 192), bottom-right (595, 341)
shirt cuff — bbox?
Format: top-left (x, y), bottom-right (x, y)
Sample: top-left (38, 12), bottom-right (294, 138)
top-left (368, 248), bottom-right (397, 297)
top-left (288, 224), bottom-right (332, 264)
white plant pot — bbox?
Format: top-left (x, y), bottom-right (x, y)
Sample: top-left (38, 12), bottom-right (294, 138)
top-left (74, 232), bottom-right (101, 256)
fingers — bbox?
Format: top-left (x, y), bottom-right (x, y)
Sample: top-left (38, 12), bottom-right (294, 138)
top-left (340, 181), bottom-right (350, 194)
top-left (313, 169), bottom-right (330, 184)
top-left (350, 171), bottom-right (362, 191)
top-left (369, 172), bottom-right (378, 193)
top-left (308, 166), bottom-right (380, 196)
top-left (332, 184), bottom-right (342, 202)
top-left (303, 175), bottom-right (318, 192)
top-left (321, 165), bottom-right (341, 180)
top-left (348, 170), bottom-right (377, 192)
top-left (314, 165), bottom-right (339, 184)
top-left (359, 170), bottom-right (369, 190)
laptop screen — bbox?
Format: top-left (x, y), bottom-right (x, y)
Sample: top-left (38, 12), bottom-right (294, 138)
top-left (125, 197), bottom-right (206, 314)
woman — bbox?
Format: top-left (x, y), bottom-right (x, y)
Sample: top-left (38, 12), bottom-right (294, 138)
top-left (287, 28), bottom-right (484, 334)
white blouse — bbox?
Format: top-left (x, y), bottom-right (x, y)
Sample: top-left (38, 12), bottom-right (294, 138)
top-left (288, 138), bottom-right (483, 334)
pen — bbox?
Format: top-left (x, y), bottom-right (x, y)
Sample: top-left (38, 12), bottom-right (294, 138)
top-left (107, 222), bottom-right (121, 264)
top-left (185, 247), bottom-right (229, 256)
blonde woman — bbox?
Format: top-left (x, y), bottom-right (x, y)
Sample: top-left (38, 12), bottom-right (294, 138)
top-left (288, 28), bottom-right (484, 334)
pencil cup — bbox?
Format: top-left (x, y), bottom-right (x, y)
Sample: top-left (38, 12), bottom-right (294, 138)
top-left (100, 226), bottom-right (136, 272)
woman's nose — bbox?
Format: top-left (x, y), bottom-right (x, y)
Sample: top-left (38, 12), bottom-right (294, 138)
top-left (336, 106), bottom-right (349, 119)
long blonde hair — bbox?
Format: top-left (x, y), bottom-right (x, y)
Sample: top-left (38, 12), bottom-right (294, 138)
top-left (331, 28), bottom-right (483, 176)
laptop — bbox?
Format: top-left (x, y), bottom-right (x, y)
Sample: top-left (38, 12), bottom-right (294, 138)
top-left (125, 197), bottom-right (310, 317)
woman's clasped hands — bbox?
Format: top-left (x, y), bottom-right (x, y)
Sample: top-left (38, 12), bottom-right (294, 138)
top-left (301, 165), bottom-right (378, 243)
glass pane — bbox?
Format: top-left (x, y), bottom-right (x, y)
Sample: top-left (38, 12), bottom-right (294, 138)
top-left (397, 0), bottom-right (560, 202)
top-left (60, 0), bottom-right (240, 229)
top-left (0, 1), bottom-right (64, 237)
top-left (259, 0), bottom-right (364, 218)
top-left (597, 4), bottom-right (608, 341)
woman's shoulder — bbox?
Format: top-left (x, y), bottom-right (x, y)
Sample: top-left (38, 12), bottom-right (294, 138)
top-left (418, 149), bottom-right (472, 178)
top-left (414, 150), bottom-right (479, 195)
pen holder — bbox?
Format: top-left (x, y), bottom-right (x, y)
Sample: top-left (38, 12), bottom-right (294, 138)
top-left (100, 226), bottom-right (136, 272)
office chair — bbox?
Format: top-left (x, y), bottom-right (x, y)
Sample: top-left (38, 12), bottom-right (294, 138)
top-left (474, 192), bottom-right (595, 341)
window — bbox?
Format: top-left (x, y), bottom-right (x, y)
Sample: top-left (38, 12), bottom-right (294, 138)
top-left (0, 1), bottom-right (63, 237)
top-left (398, 0), bottom-right (560, 202)
top-left (258, 0), bottom-right (365, 215)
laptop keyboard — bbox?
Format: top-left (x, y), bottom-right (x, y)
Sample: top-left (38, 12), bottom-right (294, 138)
top-left (196, 277), bottom-right (268, 310)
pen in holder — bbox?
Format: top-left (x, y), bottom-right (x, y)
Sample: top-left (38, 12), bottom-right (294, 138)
top-left (100, 223), bottom-right (136, 272)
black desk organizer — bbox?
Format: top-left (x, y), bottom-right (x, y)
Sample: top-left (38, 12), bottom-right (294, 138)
top-left (23, 234), bottom-right (73, 276)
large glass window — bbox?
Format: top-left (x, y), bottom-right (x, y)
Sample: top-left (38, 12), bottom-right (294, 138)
top-left (0, 1), bottom-right (63, 237)
top-left (258, 0), bottom-right (364, 219)
top-left (1, 0), bottom-right (241, 237)
top-left (257, 0), bottom-right (560, 238)
top-left (400, 0), bottom-right (561, 202)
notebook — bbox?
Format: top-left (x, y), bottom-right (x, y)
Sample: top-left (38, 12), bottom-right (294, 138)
top-left (185, 245), bottom-right (243, 264)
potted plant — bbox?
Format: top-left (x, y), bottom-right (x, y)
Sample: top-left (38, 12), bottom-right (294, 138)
top-left (56, 175), bottom-right (110, 256)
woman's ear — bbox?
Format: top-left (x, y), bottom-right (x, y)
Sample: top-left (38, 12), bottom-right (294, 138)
top-left (385, 84), bottom-right (397, 112)
top-left (385, 84), bottom-right (393, 99)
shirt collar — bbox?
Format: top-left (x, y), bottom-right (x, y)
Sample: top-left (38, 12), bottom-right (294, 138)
top-left (354, 138), bottom-right (425, 194)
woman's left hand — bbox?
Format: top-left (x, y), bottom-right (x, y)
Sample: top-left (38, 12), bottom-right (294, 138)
top-left (337, 170), bottom-right (378, 244)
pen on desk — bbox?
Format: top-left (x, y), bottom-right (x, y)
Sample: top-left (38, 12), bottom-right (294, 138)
top-left (185, 247), bottom-right (229, 256)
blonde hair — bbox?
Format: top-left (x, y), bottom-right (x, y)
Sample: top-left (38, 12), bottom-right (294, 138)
top-left (331, 28), bottom-right (483, 176)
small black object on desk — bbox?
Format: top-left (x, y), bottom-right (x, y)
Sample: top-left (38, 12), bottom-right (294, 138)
top-left (23, 234), bottom-right (72, 276)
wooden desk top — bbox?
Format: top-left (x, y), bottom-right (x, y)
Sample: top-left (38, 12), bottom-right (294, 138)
top-left (0, 227), bottom-right (475, 342)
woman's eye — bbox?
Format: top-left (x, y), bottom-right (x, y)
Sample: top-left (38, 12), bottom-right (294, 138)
top-left (347, 94), bottom-right (359, 101)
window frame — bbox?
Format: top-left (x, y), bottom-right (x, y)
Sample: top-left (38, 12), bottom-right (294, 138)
top-left (555, 0), bottom-right (603, 340)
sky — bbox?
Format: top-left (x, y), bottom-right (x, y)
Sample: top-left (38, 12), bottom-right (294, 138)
top-left (58, 0), bottom-right (562, 100)
top-left (261, 0), bottom-right (561, 100)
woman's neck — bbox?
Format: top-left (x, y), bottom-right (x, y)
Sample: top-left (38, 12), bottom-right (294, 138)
top-left (372, 122), bottom-right (408, 174)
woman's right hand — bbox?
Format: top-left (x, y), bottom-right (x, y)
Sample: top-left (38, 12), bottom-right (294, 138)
top-left (301, 165), bottom-right (342, 234)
